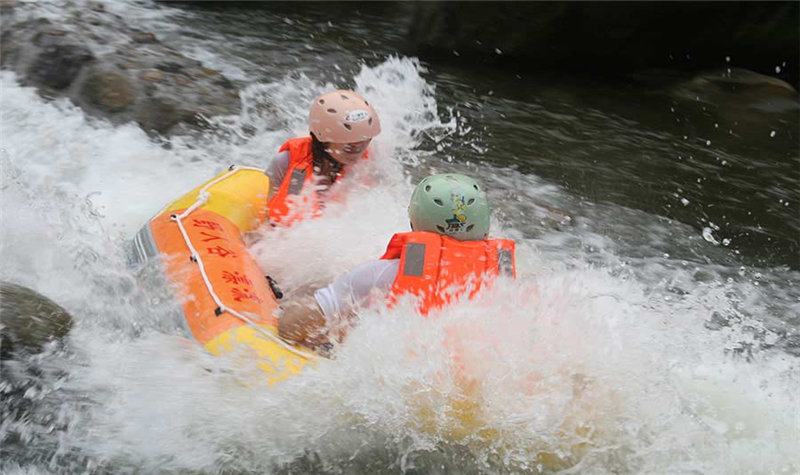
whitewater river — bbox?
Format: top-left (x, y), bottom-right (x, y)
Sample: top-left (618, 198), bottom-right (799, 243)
top-left (1, 1), bottom-right (798, 473)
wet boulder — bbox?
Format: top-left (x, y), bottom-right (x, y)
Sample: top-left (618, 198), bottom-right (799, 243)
top-left (28, 33), bottom-right (95, 90)
top-left (0, 281), bottom-right (73, 360)
top-left (136, 95), bottom-right (180, 135)
top-left (666, 67), bottom-right (799, 145)
top-left (80, 65), bottom-right (135, 112)
top-left (673, 68), bottom-right (798, 114)
top-left (1, 282), bottom-right (78, 468)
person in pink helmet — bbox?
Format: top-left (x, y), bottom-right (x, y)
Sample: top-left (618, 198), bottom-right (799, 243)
top-left (265, 90), bottom-right (381, 225)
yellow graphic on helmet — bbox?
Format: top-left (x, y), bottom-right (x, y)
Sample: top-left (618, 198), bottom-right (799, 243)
top-left (444, 194), bottom-right (468, 233)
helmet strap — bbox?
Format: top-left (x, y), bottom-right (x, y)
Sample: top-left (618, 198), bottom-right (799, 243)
top-left (315, 152), bottom-right (344, 182)
top-left (310, 133), bottom-right (345, 183)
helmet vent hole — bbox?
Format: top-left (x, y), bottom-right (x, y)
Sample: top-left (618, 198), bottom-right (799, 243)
top-left (327, 108), bottom-right (337, 113)
top-left (433, 199), bottom-right (444, 206)
top-left (467, 198), bottom-right (475, 205)
top-left (319, 99), bottom-right (325, 104)
top-left (368, 117), bottom-right (373, 125)
top-left (364, 100), bottom-right (369, 106)
top-left (466, 224), bottom-right (474, 232)
top-left (424, 185), bottom-right (432, 192)
top-left (436, 225), bottom-right (446, 233)
top-left (343, 123), bottom-right (352, 130)
top-left (340, 94), bottom-right (349, 100)
top-left (473, 184), bottom-right (480, 191)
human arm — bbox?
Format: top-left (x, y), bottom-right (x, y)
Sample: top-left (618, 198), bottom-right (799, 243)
top-left (264, 149), bottom-right (290, 200)
top-left (277, 259), bottom-right (400, 352)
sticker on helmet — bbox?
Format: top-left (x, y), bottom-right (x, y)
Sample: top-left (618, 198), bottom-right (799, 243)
top-left (443, 194), bottom-right (468, 233)
top-left (345, 109), bottom-right (369, 123)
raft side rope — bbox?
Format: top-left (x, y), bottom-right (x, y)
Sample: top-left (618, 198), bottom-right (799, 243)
top-left (170, 166), bottom-right (314, 360)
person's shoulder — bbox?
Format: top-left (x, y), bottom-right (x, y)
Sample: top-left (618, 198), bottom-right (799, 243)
top-left (267, 149), bottom-right (290, 170)
top-left (281, 136), bottom-right (313, 148)
top-left (265, 149), bottom-right (291, 188)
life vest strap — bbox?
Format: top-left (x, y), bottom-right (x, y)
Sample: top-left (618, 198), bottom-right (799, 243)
top-left (288, 168), bottom-right (307, 195)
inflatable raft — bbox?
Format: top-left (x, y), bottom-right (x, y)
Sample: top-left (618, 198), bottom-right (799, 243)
top-left (133, 166), bottom-right (313, 384)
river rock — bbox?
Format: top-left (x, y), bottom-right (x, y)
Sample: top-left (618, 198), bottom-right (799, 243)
top-left (1, 281), bottom-right (77, 468)
top-left (136, 95), bottom-right (179, 135)
top-left (675, 68), bottom-right (799, 113)
top-left (140, 69), bottom-right (165, 83)
top-left (28, 28), bottom-right (95, 90)
top-left (0, 282), bottom-right (73, 360)
top-left (130, 29), bottom-right (157, 44)
top-left (80, 65), bottom-right (134, 112)
top-left (663, 67), bottom-right (800, 140)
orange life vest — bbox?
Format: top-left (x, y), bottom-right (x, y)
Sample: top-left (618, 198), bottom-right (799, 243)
top-left (379, 231), bottom-right (516, 315)
top-left (266, 137), bottom-right (318, 225)
top-left (267, 137), bottom-right (368, 225)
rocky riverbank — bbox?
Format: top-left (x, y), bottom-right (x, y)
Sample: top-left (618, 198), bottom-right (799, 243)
top-left (1, 0), bottom-right (240, 136)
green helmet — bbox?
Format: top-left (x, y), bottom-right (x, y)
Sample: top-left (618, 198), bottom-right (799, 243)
top-left (408, 173), bottom-right (490, 241)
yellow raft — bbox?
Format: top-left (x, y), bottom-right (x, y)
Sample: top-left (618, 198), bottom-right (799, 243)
top-left (133, 166), bottom-right (313, 384)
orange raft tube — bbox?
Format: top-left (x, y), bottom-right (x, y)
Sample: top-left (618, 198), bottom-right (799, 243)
top-left (133, 166), bottom-right (313, 384)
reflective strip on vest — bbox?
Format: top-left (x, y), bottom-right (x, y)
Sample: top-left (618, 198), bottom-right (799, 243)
top-left (402, 243), bottom-right (426, 276)
top-left (498, 248), bottom-right (513, 277)
top-left (288, 169), bottom-right (307, 195)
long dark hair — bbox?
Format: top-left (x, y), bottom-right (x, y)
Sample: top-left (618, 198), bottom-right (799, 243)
top-left (310, 132), bottom-right (343, 177)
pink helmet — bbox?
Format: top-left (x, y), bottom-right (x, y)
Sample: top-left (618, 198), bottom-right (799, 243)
top-left (309, 90), bottom-right (381, 143)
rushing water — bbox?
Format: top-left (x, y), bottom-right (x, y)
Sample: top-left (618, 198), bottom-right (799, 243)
top-left (1, 1), bottom-right (798, 473)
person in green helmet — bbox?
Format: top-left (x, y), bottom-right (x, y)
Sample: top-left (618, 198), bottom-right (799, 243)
top-left (278, 173), bottom-right (517, 352)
